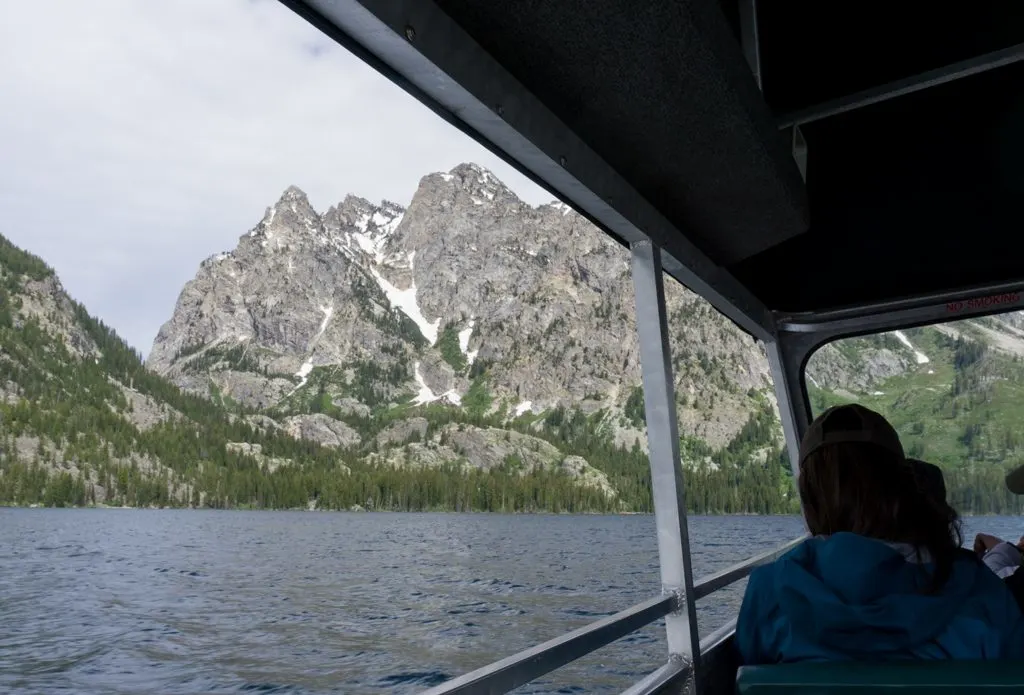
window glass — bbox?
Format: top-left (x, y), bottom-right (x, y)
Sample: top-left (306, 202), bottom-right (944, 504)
top-left (805, 314), bottom-right (1024, 515)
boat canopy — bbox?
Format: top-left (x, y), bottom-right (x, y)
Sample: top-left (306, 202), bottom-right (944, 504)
top-left (281, 0), bottom-right (1024, 340)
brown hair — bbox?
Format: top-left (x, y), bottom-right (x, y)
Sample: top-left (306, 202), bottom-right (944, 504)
top-left (799, 409), bottom-right (962, 592)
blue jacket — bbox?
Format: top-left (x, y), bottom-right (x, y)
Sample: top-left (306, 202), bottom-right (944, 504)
top-left (736, 533), bottom-right (1024, 663)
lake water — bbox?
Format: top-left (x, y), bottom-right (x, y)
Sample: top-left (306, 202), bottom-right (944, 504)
top-left (1, 511), bottom-right (1021, 695)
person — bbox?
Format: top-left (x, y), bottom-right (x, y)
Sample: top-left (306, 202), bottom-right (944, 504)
top-left (910, 457), bottom-right (1024, 611)
top-left (735, 404), bottom-right (1024, 663)
top-left (909, 458), bottom-right (947, 509)
top-left (975, 533), bottom-right (1024, 579)
top-left (975, 530), bottom-right (1024, 612)
top-left (995, 460), bottom-right (1024, 607)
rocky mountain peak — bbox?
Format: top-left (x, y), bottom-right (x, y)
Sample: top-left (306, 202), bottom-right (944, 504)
top-left (149, 161), bottom-right (784, 455)
top-left (321, 194), bottom-right (406, 265)
top-left (253, 185), bottom-right (319, 235)
top-left (414, 163), bottom-right (518, 213)
top-left (449, 162), bottom-right (513, 201)
top-left (280, 184), bottom-right (308, 200)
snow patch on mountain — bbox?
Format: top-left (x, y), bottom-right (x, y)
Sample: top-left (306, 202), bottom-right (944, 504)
top-left (894, 330), bottom-right (930, 364)
top-left (458, 319), bottom-right (478, 365)
top-left (369, 252), bottom-right (440, 344)
top-left (315, 305), bottom-right (333, 343)
top-left (412, 362), bottom-right (461, 406)
top-left (295, 360), bottom-right (313, 389)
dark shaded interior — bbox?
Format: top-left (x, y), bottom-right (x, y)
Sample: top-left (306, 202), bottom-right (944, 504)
top-left (432, 0), bottom-right (809, 267)
top-left (430, 0), bottom-right (1024, 314)
top-left (735, 1), bottom-right (1024, 313)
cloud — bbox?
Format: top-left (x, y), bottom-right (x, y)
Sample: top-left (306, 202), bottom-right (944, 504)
top-left (0, 0), bottom-right (551, 356)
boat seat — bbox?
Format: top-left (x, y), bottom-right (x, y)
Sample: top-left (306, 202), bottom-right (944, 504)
top-left (736, 662), bottom-right (1024, 694)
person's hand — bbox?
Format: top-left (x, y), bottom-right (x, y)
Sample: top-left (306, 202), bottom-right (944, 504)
top-left (974, 533), bottom-right (1005, 555)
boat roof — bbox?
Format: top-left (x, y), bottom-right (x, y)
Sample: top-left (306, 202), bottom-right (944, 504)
top-left (280, 1), bottom-right (1024, 341)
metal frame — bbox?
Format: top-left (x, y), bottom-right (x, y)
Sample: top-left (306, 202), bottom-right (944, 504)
top-left (766, 282), bottom-right (1024, 454)
top-left (777, 41), bottom-right (1024, 129)
top-left (414, 239), bottom-right (811, 695)
top-left (631, 240), bottom-right (701, 682)
top-left (414, 277), bottom-right (1024, 695)
top-left (738, 0), bottom-right (762, 92)
top-left (620, 658), bottom-right (689, 695)
top-left (767, 338), bottom-right (810, 483)
top-left (271, 2), bottom-right (1024, 695)
top-left (270, 2), bottom-right (983, 694)
top-left (418, 595), bottom-right (675, 695)
top-left (280, 0), bottom-right (777, 343)
top-left (779, 280), bottom-right (1024, 336)
top-left (693, 535), bottom-right (804, 600)
top-left (417, 531), bottom-right (806, 695)
top-left (270, 3), bottom-right (799, 694)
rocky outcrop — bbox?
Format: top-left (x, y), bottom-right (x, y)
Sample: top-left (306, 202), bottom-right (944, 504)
top-left (225, 442), bottom-right (299, 473)
top-left (364, 423), bottom-right (615, 498)
top-left (806, 343), bottom-right (913, 393)
top-left (17, 275), bottom-right (99, 360)
top-left (114, 383), bottom-right (180, 432)
top-left (281, 414), bottom-right (361, 449)
top-left (149, 163), bottom-right (776, 452)
top-left (374, 417), bottom-right (429, 448)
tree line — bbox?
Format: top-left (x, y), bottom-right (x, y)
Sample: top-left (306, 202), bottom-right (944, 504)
top-left (4, 231), bottom-right (1024, 515)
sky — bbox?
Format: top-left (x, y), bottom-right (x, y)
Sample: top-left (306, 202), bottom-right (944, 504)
top-left (0, 0), bottom-right (549, 358)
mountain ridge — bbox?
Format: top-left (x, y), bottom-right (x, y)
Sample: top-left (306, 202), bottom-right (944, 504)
top-left (2, 163), bottom-right (1023, 513)
top-left (149, 163), bottom-right (777, 454)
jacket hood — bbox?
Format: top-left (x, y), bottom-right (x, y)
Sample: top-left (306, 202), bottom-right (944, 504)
top-left (773, 533), bottom-right (979, 655)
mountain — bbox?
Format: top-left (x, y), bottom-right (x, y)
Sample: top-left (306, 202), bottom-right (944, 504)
top-left (0, 205), bottom-right (778, 513)
top-left (149, 164), bottom-right (772, 450)
top-left (145, 162), bottom-right (786, 511)
top-left (3, 163), bottom-right (1024, 513)
top-left (0, 235), bottom-right (367, 509)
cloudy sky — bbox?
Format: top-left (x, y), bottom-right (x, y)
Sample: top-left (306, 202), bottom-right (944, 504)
top-left (0, 0), bottom-right (549, 357)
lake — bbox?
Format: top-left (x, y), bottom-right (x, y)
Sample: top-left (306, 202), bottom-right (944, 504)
top-left (1, 510), bottom-right (1021, 694)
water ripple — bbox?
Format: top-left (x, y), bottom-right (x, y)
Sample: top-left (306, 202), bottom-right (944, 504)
top-left (1, 510), bottom-right (1018, 694)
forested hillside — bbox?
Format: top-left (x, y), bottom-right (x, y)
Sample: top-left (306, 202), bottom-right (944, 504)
top-left (0, 214), bottom-right (791, 514)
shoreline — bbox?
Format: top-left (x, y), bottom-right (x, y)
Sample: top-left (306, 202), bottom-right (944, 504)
top-left (0, 503), bottom-right (797, 516)
top-left (1, 504), bottom-right (1018, 517)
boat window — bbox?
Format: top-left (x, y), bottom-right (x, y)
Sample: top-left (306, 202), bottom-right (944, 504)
top-left (804, 312), bottom-right (1024, 515)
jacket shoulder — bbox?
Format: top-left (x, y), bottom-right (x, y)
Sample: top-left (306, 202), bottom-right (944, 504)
top-left (736, 560), bottom-right (786, 664)
top-left (947, 556), bottom-right (1024, 657)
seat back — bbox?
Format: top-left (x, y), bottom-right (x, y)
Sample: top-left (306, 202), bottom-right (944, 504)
top-left (736, 662), bottom-right (1024, 694)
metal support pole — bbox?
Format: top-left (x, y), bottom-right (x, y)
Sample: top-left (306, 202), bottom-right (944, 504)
top-left (630, 240), bottom-right (700, 692)
top-left (738, 0), bottom-right (762, 91)
top-left (790, 126), bottom-right (807, 182)
top-left (777, 41), bottom-right (1024, 130)
top-left (766, 341), bottom-right (802, 482)
top-left (765, 334), bottom-right (815, 520)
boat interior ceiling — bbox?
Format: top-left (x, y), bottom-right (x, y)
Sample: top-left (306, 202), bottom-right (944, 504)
top-left (284, 0), bottom-right (1024, 324)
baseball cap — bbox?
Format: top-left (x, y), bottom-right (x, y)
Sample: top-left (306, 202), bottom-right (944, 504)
top-left (908, 458), bottom-right (947, 503)
top-left (1007, 464), bottom-right (1024, 495)
top-left (798, 403), bottom-right (905, 465)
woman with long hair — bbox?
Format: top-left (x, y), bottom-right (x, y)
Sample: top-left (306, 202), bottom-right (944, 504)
top-left (736, 404), bottom-right (1024, 662)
